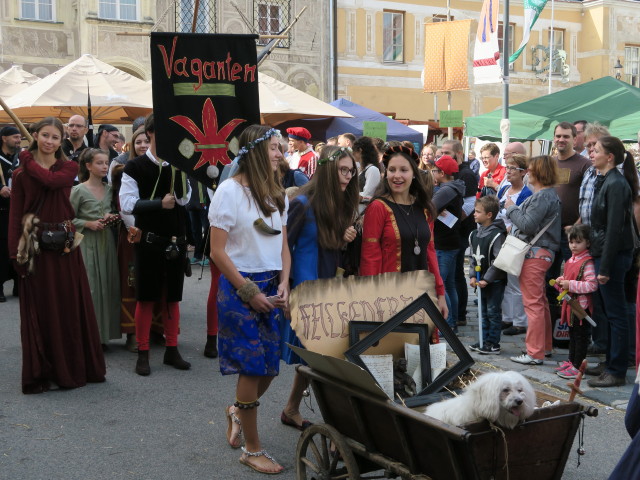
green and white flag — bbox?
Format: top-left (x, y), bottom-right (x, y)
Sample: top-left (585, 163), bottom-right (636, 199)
top-left (509, 0), bottom-right (548, 64)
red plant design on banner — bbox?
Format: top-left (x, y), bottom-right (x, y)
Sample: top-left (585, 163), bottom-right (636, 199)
top-left (170, 98), bottom-right (245, 169)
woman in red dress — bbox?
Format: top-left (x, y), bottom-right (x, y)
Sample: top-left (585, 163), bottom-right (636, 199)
top-left (360, 145), bottom-right (448, 318)
top-left (8, 117), bottom-right (105, 394)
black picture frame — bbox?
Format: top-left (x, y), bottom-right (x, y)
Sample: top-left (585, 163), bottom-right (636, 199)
top-left (348, 321), bottom-right (432, 390)
top-left (344, 293), bottom-right (474, 407)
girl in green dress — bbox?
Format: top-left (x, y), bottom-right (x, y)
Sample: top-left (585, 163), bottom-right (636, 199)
top-left (71, 149), bottom-right (121, 347)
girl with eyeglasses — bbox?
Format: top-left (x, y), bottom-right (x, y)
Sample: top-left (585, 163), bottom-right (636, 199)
top-left (209, 125), bottom-right (290, 475)
top-left (360, 145), bottom-right (448, 319)
top-left (280, 145), bottom-right (360, 432)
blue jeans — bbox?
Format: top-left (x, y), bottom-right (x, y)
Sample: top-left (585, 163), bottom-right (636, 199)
top-left (595, 251), bottom-right (633, 378)
top-left (437, 249), bottom-right (458, 331)
top-left (480, 280), bottom-right (506, 346)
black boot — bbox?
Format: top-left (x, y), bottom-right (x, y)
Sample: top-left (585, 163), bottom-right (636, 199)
top-left (135, 350), bottom-right (151, 376)
top-left (204, 335), bottom-right (218, 358)
top-left (163, 346), bottom-right (191, 370)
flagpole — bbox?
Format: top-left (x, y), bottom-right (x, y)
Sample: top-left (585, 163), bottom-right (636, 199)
top-left (447, 0), bottom-right (453, 140)
top-left (549, 0), bottom-right (554, 94)
top-left (502, 0), bottom-right (510, 145)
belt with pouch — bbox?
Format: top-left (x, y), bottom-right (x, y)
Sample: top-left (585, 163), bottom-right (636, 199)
top-left (144, 232), bottom-right (187, 246)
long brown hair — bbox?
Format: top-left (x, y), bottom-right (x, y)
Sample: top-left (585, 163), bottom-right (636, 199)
top-left (296, 146), bottom-right (360, 250)
top-left (377, 146), bottom-right (436, 219)
top-left (234, 125), bottom-right (285, 217)
top-left (28, 117), bottom-right (67, 161)
top-left (128, 127), bottom-right (148, 160)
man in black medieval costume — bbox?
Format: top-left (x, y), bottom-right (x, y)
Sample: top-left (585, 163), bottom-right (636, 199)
top-left (120, 114), bottom-right (192, 375)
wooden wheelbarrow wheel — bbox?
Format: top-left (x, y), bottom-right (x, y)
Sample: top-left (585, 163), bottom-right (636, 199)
top-left (295, 423), bottom-right (360, 480)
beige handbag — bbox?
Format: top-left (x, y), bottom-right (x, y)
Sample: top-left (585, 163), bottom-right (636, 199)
top-left (494, 217), bottom-right (556, 276)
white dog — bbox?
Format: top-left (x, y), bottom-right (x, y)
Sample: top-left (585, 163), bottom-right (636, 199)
top-left (424, 371), bottom-right (536, 429)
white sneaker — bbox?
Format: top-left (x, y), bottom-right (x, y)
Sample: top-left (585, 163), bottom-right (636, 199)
top-left (510, 353), bottom-right (543, 365)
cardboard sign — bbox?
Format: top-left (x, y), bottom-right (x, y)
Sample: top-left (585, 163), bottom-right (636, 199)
top-left (363, 121), bottom-right (388, 141)
top-left (150, 33), bottom-right (261, 189)
top-left (439, 110), bottom-right (464, 128)
top-left (288, 271), bottom-right (437, 358)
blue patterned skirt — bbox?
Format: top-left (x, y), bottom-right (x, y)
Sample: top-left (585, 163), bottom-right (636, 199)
top-left (217, 271), bottom-right (282, 376)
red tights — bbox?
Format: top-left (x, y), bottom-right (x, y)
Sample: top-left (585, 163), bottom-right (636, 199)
top-left (136, 301), bottom-right (180, 351)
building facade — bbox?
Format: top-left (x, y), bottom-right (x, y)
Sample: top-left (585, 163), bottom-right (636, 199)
top-left (336, 0), bottom-right (640, 123)
top-left (0, 0), bottom-right (333, 100)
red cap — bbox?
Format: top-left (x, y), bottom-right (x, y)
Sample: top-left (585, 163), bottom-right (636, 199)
top-left (435, 155), bottom-right (459, 175)
top-left (286, 127), bottom-right (311, 141)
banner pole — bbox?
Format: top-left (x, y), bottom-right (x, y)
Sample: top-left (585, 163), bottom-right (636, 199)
top-left (191, 0), bottom-right (200, 33)
top-left (502, 0), bottom-right (510, 145)
top-left (0, 97), bottom-right (33, 143)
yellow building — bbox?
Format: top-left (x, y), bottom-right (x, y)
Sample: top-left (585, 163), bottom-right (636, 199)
top-left (0, 1), bottom-right (333, 100)
top-left (336, 0), bottom-right (640, 123)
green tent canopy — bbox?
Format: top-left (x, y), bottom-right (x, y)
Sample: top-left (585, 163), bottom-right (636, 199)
top-left (465, 76), bottom-right (640, 142)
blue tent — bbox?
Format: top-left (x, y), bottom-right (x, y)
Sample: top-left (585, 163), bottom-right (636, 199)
top-left (276, 98), bottom-right (424, 144)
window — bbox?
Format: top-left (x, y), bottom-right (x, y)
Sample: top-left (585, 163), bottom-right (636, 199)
top-left (548, 28), bottom-right (565, 74)
top-left (20, 0), bottom-right (54, 21)
top-left (383, 11), bottom-right (404, 63)
top-left (624, 46), bottom-right (640, 87)
top-left (99, 0), bottom-right (137, 21)
top-left (432, 14), bottom-right (454, 22)
top-left (498, 22), bottom-right (515, 71)
top-left (254, 1), bottom-right (290, 47)
top-left (175, 0), bottom-right (216, 33)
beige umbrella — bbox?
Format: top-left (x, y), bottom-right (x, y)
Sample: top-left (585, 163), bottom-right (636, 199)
top-left (0, 65), bottom-right (41, 100)
top-left (0, 54), bottom-right (151, 124)
top-left (258, 73), bottom-right (351, 125)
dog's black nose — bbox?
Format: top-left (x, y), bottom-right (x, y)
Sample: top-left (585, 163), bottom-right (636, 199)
top-left (515, 399), bottom-right (523, 405)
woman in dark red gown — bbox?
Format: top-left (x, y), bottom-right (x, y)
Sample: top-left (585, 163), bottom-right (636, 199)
top-left (8, 117), bottom-right (105, 394)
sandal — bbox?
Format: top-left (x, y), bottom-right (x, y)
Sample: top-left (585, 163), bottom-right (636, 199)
top-left (239, 446), bottom-right (284, 475)
top-left (226, 405), bottom-right (243, 449)
top-left (280, 410), bottom-right (312, 431)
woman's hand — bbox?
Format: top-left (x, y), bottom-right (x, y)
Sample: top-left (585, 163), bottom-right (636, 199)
top-left (469, 277), bottom-right (477, 288)
top-left (248, 292), bottom-right (274, 313)
top-left (597, 275), bottom-right (609, 285)
top-left (343, 226), bottom-right (357, 243)
top-left (504, 196), bottom-right (515, 209)
top-left (85, 220), bottom-right (104, 231)
top-left (478, 280), bottom-right (488, 288)
top-left (276, 281), bottom-right (290, 309)
top-left (437, 294), bottom-right (448, 320)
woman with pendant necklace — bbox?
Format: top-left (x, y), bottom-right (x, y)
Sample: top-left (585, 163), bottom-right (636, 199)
top-left (360, 145), bottom-right (448, 319)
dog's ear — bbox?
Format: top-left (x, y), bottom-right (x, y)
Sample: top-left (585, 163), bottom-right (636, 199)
top-left (469, 374), bottom-right (501, 422)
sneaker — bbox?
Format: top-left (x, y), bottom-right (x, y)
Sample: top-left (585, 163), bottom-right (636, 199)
top-left (554, 360), bottom-right (573, 372)
top-left (557, 366), bottom-right (580, 379)
top-left (190, 257), bottom-right (202, 265)
top-left (510, 353), bottom-right (543, 365)
top-left (469, 342), bottom-right (481, 352)
top-left (478, 343), bottom-right (500, 355)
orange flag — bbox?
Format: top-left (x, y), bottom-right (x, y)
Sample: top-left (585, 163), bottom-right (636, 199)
top-left (423, 20), bottom-right (471, 92)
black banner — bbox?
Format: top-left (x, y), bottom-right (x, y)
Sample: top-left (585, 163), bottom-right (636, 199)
top-left (150, 33), bottom-right (260, 188)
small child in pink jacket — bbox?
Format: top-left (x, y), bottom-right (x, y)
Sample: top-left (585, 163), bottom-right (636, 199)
top-left (554, 224), bottom-right (598, 379)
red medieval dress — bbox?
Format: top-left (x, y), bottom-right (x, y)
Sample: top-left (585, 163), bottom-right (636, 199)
top-left (360, 198), bottom-right (445, 296)
top-left (8, 151), bottom-right (106, 394)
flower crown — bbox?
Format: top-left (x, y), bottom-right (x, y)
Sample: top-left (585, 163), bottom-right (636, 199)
top-left (317, 147), bottom-right (351, 166)
top-left (235, 128), bottom-right (282, 164)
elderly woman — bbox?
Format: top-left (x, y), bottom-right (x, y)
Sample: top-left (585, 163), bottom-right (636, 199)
top-left (506, 156), bottom-right (561, 366)
top-left (584, 136), bottom-right (636, 387)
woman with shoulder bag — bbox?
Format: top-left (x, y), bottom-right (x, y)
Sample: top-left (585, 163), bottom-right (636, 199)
top-left (209, 125), bottom-right (290, 475)
top-left (280, 145), bottom-right (360, 430)
top-left (506, 155), bottom-right (561, 366)
top-left (8, 117), bottom-right (106, 394)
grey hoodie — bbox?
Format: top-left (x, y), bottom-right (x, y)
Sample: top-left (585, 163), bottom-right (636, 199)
top-left (468, 218), bottom-right (507, 283)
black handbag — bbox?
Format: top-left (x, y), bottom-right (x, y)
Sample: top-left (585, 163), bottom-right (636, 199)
top-left (39, 223), bottom-right (74, 252)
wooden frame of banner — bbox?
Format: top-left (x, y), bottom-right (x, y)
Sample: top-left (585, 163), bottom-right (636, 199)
top-left (348, 320), bottom-right (432, 390)
top-left (344, 293), bottom-right (474, 407)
